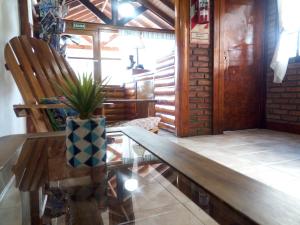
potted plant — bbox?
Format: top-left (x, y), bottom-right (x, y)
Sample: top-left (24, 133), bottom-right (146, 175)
top-left (56, 73), bottom-right (107, 168)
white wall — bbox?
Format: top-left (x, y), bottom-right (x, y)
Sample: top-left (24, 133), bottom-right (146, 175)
top-left (0, 0), bottom-right (26, 136)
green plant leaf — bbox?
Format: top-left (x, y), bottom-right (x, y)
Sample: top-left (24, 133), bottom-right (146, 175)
top-left (54, 73), bottom-right (107, 119)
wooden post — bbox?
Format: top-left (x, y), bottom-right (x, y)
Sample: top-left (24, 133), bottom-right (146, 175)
top-left (18, 0), bottom-right (32, 36)
top-left (112, 0), bottom-right (118, 26)
top-left (212, 0), bottom-right (224, 134)
top-left (174, 0), bottom-right (190, 137)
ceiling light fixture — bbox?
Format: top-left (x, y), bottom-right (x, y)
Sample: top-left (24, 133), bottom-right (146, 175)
top-left (118, 2), bottom-right (135, 18)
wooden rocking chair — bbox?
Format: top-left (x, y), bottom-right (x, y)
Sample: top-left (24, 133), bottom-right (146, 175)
top-left (5, 36), bottom-right (160, 133)
top-left (5, 35), bottom-right (89, 132)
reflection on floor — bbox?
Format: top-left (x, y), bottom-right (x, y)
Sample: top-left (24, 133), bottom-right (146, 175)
top-left (0, 186), bottom-right (21, 225)
top-left (1, 129), bottom-right (300, 225)
top-left (161, 129), bottom-right (300, 200)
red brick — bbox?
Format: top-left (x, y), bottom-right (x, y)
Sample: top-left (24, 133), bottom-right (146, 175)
top-left (289, 111), bottom-right (300, 116)
top-left (269, 87), bottom-right (285, 92)
top-left (197, 80), bottom-right (211, 85)
top-left (189, 67), bottom-right (198, 73)
top-left (193, 49), bottom-right (208, 55)
top-left (272, 109), bottom-right (288, 115)
top-left (281, 115), bottom-right (298, 122)
top-left (281, 105), bottom-right (297, 110)
top-left (190, 73), bottom-right (206, 79)
top-left (286, 87), bottom-right (300, 92)
top-left (197, 92), bottom-right (210, 97)
top-left (198, 56), bottom-right (209, 62)
top-left (193, 61), bottom-right (209, 67)
top-left (198, 67), bottom-right (209, 73)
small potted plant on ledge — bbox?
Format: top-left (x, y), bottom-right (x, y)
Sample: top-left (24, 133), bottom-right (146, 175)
top-left (56, 73), bottom-right (107, 168)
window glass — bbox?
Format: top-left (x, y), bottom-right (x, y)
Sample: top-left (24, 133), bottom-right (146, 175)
top-left (63, 34), bottom-right (95, 78)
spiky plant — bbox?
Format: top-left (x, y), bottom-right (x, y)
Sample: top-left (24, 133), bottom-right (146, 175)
top-left (56, 73), bottom-right (107, 120)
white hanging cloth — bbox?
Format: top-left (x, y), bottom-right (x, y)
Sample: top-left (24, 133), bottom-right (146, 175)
top-left (270, 0), bottom-right (300, 83)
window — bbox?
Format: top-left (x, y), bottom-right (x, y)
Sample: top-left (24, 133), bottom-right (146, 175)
top-left (270, 0), bottom-right (300, 82)
top-left (99, 30), bottom-right (175, 85)
top-left (64, 34), bottom-right (96, 79)
top-left (290, 32), bottom-right (300, 62)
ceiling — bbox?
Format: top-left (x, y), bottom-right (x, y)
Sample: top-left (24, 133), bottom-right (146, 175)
top-left (64, 0), bottom-right (175, 30)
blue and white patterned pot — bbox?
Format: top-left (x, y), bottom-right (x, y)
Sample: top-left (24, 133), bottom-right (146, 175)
top-left (66, 117), bottom-right (107, 168)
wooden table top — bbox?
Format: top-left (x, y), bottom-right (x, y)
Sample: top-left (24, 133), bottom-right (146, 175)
top-left (104, 99), bottom-right (157, 103)
top-left (2, 127), bottom-right (300, 225)
top-left (122, 127), bottom-right (300, 225)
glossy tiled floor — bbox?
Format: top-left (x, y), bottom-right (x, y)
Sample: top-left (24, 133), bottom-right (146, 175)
top-left (1, 129), bottom-right (300, 225)
top-left (162, 129), bottom-right (300, 200)
top-left (0, 186), bottom-right (21, 225)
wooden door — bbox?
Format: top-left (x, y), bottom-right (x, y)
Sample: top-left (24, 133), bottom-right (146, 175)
top-left (219, 0), bottom-right (264, 131)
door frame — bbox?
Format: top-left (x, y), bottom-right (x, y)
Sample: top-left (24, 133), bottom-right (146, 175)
top-left (212, 0), bottom-right (224, 134)
top-left (212, 0), bottom-right (266, 134)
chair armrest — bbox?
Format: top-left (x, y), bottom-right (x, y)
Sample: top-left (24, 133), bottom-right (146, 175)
top-left (13, 104), bottom-right (68, 117)
top-left (13, 104), bottom-right (107, 117)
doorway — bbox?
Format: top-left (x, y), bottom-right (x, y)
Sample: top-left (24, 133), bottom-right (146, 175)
top-left (213, 0), bottom-right (265, 134)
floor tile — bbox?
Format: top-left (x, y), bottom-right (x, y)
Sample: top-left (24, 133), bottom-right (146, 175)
top-left (160, 129), bottom-right (300, 199)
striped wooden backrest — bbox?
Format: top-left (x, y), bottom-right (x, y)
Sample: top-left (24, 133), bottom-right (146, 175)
top-left (4, 35), bottom-right (78, 132)
top-left (5, 35), bottom-right (77, 104)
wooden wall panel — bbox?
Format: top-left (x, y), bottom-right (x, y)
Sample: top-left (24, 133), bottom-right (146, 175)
top-left (155, 52), bottom-right (176, 133)
top-left (103, 86), bottom-right (127, 124)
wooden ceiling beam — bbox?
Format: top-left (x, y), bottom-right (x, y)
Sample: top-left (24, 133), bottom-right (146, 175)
top-left (64, 19), bottom-right (175, 33)
top-left (66, 0), bottom-right (103, 19)
top-left (133, 15), bottom-right (153, 28)
top-left (118, 6), bottom-right (148, 26)
top-left (111, 0), bottom-right (118, 25)
top-left (101, 0), bottom-right (109, 12)
top-left (142, 10), bottom-right (171, 30)
top-left (67, 0), bottom-right (81, 9)
top-left (136, 0), bottom-right (174, 27)
top-left (75, 12), bottom-right (96, 22)
top-left (160, 0), bottom-right (175, 11)
top-left (78, 0), bottom-right (111, 24)
top-left (67, 5), bottom-right (102, 20)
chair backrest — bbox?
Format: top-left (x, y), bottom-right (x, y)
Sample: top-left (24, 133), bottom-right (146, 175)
top-left (4, 35), bottom-right (78, 132)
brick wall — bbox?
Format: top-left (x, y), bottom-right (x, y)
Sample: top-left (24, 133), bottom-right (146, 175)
top-left (188, 43), bottom-right (212, 135)
top-left (266, 0), bottom-right (300, 130)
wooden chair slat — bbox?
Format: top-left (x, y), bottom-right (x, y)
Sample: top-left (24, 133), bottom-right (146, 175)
top-left (19, 36), bottom-right (56, 97)
top-left (35, 39), bottom-right (68, 90)
top-left (61, 54), bottom-right (78, 82)
top-left (29, 39), bottom-right (61, 96)
top-left (4, 44), bottom-right (36, 104)
top-left (5, 41), bottom-right (50, 132)
top-left (51, 47), bottom-right (78, 83)
top-left (9, 37), bottom-right (45, 100)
